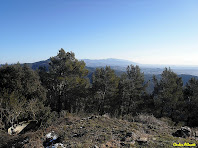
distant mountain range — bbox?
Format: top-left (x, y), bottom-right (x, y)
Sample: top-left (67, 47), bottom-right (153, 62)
top-left (82, 58), bottom-right (198, 76)
top-left (25, 58), bottom-right (198, 76)
top-left (1, 58), bottom-right (197, 94)
top-left (82, 58), bottom-right (138, 68)
top-left (14, 58), bottom-right (198, 93)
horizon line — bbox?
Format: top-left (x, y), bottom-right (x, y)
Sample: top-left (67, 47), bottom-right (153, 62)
top-left (1, 57), bottom-right (198, 68)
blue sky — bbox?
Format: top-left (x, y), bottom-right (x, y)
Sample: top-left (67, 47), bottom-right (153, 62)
top-left (0, 0), bottom-right (198, 65)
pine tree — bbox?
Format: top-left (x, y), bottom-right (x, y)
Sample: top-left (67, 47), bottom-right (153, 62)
top-left (118, 65), bottom-right (147, 116)
top-left (153, 68), bottom-right (183, 120)
top-left (183, 78), bottom-right (198, 126)
top-left (46, 48), bottom-right (90, 113)
top-left (91, 66), bottom-right (119, 115)
top-left (0, 63), bottom-right (50, 129)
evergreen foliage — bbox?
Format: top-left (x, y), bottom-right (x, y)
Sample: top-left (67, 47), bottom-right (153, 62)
top-left (152, 68), bottom-right (184, 121)
top-left (0, 64), bottom-right (50, 130)
top-left (91, 66), bottom-right (119, 115)
top-left (40, 48), bottom-right (90, 114)
top-left (118, 65), bottom-right (148, 116)
top-left (183, 78), bottom-right (198, 126)
top-left (1, 48), bottom-right (198, 132)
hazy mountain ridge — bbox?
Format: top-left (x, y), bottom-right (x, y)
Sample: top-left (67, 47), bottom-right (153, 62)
top-left (24, 59), bottom-right (198, 83)
top-left (24, 58), bottom-right (198, 94)
top-left (26, 58), bottom-right (198, 76)
top-left (82, 58), bottom-right (138, 67)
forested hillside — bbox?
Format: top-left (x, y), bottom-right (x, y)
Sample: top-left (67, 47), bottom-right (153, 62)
top-left (1, 49), bottom-right (198, 147)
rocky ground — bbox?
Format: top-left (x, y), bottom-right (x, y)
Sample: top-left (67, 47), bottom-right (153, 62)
top-left (1, 113), bottom-right (198, 148)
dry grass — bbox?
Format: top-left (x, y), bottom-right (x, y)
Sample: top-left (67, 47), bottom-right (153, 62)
top-left (1, 113), bottom-right (198, 148)
top-left (134, 113), bottom-right (166, 126)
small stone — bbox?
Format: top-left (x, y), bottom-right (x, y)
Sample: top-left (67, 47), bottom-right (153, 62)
top-left (130, 140), bottom-right (135, 145)
top-left (125, 137), bottom-right (132, 142)
top-left (195, 131), bottom-right (198, 137)
top-left (88, 116), bottom-right (95, 119)
top-left (172, 126), bottom-right (191, 138)
top-left (120, 130), bottom-right (124, 133)
top-left (120, 137), bottom-right (126, 141)
top-left (126, 132), bottom-right (132, 137)
top-left (93, 145), bottom-right (99, 148)
top-left (152, 137), bottom-right (157, 141)
top-left (120, 142), bottom-right (125, 146)
top-left (136, 135), bottom-right (148, 144)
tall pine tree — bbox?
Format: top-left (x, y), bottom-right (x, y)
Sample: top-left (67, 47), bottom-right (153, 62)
top-left (118, 65), bottom-right (147, 116)
top-left (183, 78), bottom-right (198, 126)
top-left (153, 68), bottom-right (183, 121)
top-left (91, 66), bottom-right (119, 115)
top-left (45, 49), bottom-right (90, 113)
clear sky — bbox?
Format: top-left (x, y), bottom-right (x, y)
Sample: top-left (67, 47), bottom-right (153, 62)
top-left (0, 0), bottom-right (198, 65)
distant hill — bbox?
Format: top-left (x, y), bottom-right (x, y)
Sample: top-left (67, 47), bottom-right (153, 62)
top-left (24, 58), bottom-right (198, 93)
top-left (25, 59), bottom-right (51, 70)
top-left (82, 58), bottom-right (137, 68)
top-left (81, 59), bottom-right (198, 77)
top-left (24, 59), bottom-right (96, 74)
top-left (24, 58), bottom-right (198, 76)
top-left (3, 58), bottom-right (198, 76)
top-left (144, 74), bottom-right (198, 93)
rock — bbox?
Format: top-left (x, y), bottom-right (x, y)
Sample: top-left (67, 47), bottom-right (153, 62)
top-left (120, 130), bottom-right (124, 133)
top-left (120, 137), bottom-right (126, 141)
top-left (46, 131), bottom-right (58, 139)
top-left (72, 132), bottom-right (85, 138)
top-left (73, 133), bottom-right (79, 137)
top-left (130, 140), bottom-right (136, 145)
top-left (102, 113), bottom-right (110, 118)
top-left (120, 142), bottom-right (125, 146)
top-left (137, 137), bottom-right (148, 144)
top-left (8, 120), bottom-right (37, 135)
top-left (126, 132), bottom-right (132, 137)
top-left (136, 134), bottom-right (148, 144)
top-left (43, 131), bottom-right (60, 147)
top-left (125, 137), bottom-right (132, 142)
top-left (81, 118), bottom-right (87, 121)
top-left (54, 143), bottom-right (66, 148)
top-left (172, 126), bottom-right (191, 138)
top-left (194, 131), bottom-right (198, 140)
top-left (195, 131), bottom-right (198, 137)
top-left (181, 126), bottom-right (191, 135)
top-left (93, 145), bottom-right (99, 148)
top-left (152, 137), bottom-right (157, 141)
top-left (88, 115), bottom-right (96, 120)
top-left (22, 137), bottom-right (29, 145)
